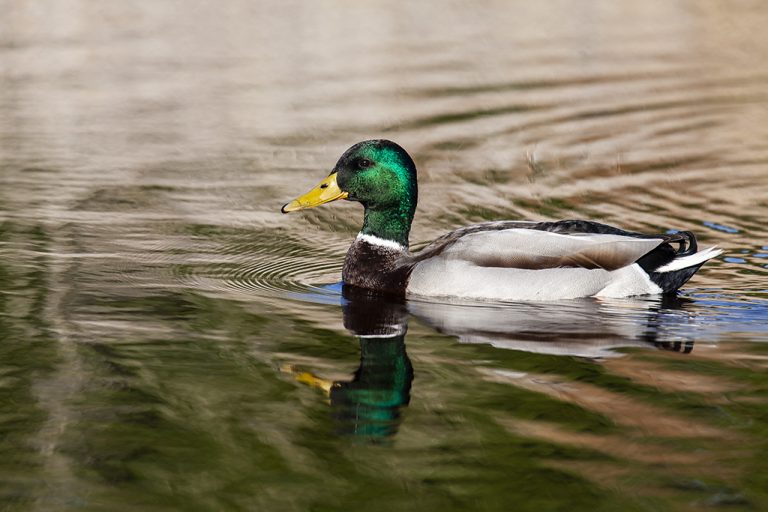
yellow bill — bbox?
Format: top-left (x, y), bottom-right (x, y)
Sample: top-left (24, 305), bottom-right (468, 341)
top-left (281, 172), bottom-right (348, 213)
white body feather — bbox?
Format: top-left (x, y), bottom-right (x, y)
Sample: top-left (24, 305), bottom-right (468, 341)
top-left (408, 259), bottom-right (662, 300)
top-left (406, 229), bottom-right (717, 301)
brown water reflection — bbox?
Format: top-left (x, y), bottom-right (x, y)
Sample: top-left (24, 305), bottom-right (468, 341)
top-left (1, 0), bottom-right (768, 510)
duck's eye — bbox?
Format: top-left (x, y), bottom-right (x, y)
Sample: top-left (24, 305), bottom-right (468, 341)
top-left (358, 159), bottom-right (372, 169)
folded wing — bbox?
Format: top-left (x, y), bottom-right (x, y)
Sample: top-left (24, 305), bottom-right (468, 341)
top-left (439, 229), bottom-right (663, 271)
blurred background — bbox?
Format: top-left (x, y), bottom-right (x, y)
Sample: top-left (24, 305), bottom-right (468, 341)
top-left (1, 1), bottom-right (768, 511)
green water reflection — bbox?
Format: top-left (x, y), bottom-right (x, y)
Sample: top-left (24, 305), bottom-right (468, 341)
top-left (1, 220), bottom-right (768, 511)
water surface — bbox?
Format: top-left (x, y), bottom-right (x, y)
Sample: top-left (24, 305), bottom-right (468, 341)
top-left (2, 1), bottom-right (768, 511)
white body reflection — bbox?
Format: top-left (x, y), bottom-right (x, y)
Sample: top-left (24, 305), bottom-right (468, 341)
top-left (327, 286), bottom-right (698, 359)
top-left (407, 295), bottom-right (697, 358)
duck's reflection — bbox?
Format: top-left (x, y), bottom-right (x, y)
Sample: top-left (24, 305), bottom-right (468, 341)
top-left (283, 287), bottom-right (413, 440)
top-left (285, 287), bottom-right (697, 440)
top-left (331, 287), bottom-right (413, 438)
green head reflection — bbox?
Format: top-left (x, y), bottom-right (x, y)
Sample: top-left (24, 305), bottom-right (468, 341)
top-left (330, 286), bottom-right (413, 440)
top-left (281, 286), bottom-right (413, 441)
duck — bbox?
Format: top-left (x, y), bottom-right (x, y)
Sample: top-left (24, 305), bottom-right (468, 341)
top-left (281, 140), bottom-right (721, 301)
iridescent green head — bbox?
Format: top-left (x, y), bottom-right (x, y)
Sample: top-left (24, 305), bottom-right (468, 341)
top-left (282, 140), bottom-right (418, 248)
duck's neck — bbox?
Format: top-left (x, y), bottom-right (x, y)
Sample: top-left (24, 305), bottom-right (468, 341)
top-left (360, 204), bottom-right (413, 249)
top-left (343, 211), bottom-right (412, 295)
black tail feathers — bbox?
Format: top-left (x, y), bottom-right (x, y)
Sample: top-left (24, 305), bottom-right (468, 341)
top-left (645, 231), bottom-right (704, 294)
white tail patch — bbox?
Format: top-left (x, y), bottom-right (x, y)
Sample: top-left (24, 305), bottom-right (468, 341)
top-left (655, 246), bottom-right (722, 273)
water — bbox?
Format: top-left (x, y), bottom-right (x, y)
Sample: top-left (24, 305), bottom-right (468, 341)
top-left (1, 1), bottom-right (768, 510)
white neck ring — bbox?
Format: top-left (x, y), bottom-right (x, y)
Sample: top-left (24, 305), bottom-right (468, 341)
top-left (356, 233), bottom-right (406, 251)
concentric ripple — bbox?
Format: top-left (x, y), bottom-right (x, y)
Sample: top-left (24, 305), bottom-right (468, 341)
top-left (171, 228), bottom-right (350, 302)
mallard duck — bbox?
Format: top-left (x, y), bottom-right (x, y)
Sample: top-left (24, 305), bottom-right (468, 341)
top-left (282, 140), bottom-right (720, 301)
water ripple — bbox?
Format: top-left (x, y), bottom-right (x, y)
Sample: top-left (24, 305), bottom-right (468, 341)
top-left (171, 231), bottom-right (346, 300)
